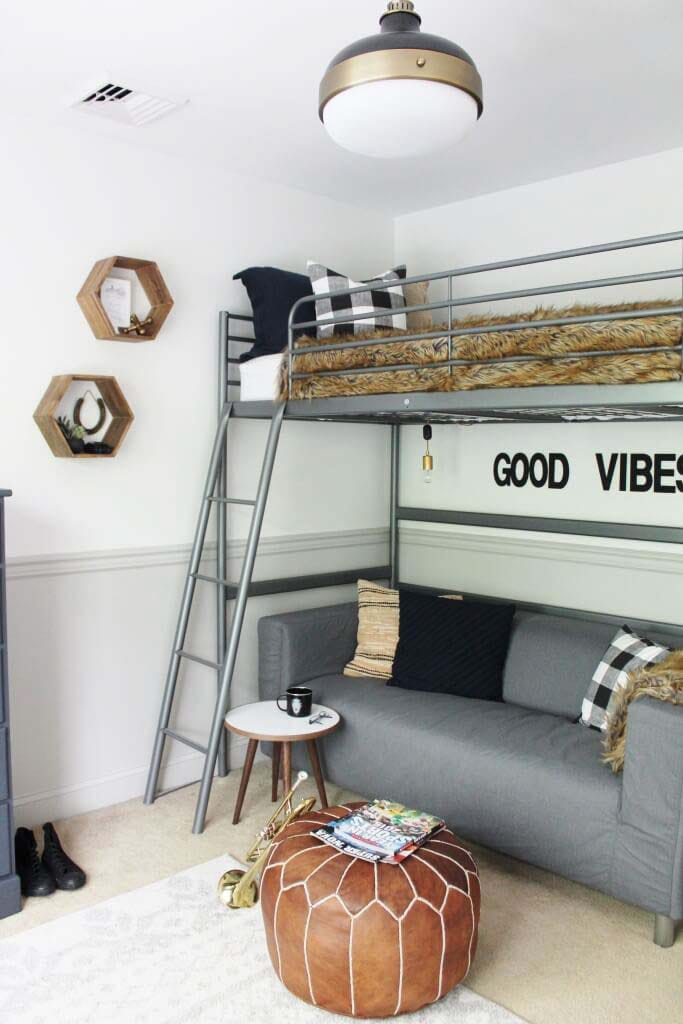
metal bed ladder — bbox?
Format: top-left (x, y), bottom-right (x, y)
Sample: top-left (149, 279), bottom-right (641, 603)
top-left (144, 318), bottom-right (286, 834)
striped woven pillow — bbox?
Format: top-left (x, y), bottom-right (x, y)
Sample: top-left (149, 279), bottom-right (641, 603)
top-left (344, 580), bottom-right (400, 681)
top-left (344, 580), bottom-right (463, 681)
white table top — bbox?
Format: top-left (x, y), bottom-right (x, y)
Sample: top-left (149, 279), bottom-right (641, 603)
top-left (224, 701), bottom-right (340, 741)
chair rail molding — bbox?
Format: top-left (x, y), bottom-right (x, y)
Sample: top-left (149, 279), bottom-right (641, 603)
top-left (6, 527), bottom-right (390, 581)
top-left (400, 522), bottom-right (683, 576)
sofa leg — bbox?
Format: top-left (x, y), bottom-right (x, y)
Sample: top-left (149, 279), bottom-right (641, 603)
top-left (654, 914), bottom-right (675, 948)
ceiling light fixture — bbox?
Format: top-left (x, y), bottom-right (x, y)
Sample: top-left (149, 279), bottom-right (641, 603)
top-left (319, 1), bottom-right (483, 159)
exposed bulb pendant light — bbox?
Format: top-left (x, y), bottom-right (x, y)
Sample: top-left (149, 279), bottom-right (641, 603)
top-left (422, 424), bottom-right (434, 484)
top-left (319, 1), bottom-right (483, 159)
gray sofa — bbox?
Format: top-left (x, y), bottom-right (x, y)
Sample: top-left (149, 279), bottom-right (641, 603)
top-left (258, 601), bottom-right (683, 947)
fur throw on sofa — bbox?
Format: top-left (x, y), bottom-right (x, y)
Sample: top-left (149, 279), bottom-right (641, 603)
top-left (602, 649), bottom-right (683, 773)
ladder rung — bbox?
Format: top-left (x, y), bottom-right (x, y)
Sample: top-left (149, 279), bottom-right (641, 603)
top-left (162, 728), bottom-right (208, 755)
top-left (192, 572), bottom-right (232, 586)
top-left (207, 496), bottom-right (256, 506)
top-left (176, 650), bottom-right (222, 671)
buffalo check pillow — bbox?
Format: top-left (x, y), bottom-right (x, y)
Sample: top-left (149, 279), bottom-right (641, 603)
top-left (307, 262), bottom-right (407, 337)
top-left (580, 625), bottom-right (671, 731)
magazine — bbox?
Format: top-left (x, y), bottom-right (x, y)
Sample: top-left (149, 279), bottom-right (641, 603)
top-left (312, 800), bottom-right (444, 864)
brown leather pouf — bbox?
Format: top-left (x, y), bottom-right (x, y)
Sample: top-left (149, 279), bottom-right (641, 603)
top-left (260, 802), bottom-right (480, 1018)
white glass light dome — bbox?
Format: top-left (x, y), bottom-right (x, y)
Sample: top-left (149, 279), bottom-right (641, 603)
top-left (319, 2), bottom-right (483, 160)
top-left (323, 78), bottom-right (479, 159)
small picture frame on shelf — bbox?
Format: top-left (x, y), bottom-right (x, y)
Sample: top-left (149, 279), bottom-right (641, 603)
top-left (100, 276), bottom-right (131, 331)
top-left (77, 256), bottom-right (173, 341)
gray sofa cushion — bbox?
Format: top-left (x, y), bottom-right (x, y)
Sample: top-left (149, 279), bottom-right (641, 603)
top-left (502, 613), bottom-right (618, 719)
top-left (296, 673), bottom-right (620, 892)
top-left (501, 611), bottom-right (683, 720)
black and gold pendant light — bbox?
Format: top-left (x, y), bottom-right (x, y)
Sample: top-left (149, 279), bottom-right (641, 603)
top-left (422, 424), bottom-right (433, 484)
top-left (319, 1), bottom-right (483, 158)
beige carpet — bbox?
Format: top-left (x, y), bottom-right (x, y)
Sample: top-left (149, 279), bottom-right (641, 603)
top-left (2, 763), bottom-right (681, 1024)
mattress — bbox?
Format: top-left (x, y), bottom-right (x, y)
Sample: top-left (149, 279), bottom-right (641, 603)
top-left (276, 299), bottom-right (683, 401)
top-left (238, 353), bottom-right (283, 402)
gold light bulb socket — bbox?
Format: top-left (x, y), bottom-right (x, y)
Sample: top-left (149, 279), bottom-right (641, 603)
top-left (422, 454), bottom-right (433, 472)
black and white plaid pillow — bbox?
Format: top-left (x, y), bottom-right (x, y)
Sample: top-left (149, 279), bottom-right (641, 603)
top-left (580, 625), bottom-right (671, 731)
top-left (307, 262), bottom-right (407, 337)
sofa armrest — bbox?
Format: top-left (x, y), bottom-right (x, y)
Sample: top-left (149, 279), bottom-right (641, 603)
top-left (258, 602), bottom-right (358, 702)
top-left (616, 697), bottom-right (683, 919)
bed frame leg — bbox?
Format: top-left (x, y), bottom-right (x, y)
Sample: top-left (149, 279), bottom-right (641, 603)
top-left (654, 914), bottom-right (676, 948)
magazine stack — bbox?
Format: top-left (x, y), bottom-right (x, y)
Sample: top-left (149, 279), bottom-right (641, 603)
top-left (312, 800), bottom-right (444, 864)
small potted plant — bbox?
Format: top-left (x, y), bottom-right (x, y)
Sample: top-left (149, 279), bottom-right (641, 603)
top-left (57, 417), bottom-right (86, 454)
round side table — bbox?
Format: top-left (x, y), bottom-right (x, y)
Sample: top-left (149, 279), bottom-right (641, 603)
top-left (224, 701), bottom-right (340, 824)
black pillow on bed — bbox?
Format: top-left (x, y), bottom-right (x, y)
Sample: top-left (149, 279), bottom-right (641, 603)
top-left (387, 590), bottom-right (515, 700)
top-left (233, 267), bottom-right (316, 363)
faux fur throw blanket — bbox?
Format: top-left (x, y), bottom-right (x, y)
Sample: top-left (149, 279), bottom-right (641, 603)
top-left (278, 299), bottom-right (682, 400)
top-left (602, 649), bottom-right (683, 773)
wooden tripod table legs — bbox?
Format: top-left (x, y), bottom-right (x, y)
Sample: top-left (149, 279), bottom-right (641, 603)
top-left (232, 738), bottom-right (258, 825)
top-left (271, 743), bottom-right (282, 801)
top-left (269, 740), bottom-right (329, 809)
top-left (306, 740), bottom-right (328, 808)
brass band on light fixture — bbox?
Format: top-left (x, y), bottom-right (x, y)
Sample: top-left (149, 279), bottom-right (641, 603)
top-left (318, 1), bottom-right (484, 128)
top-left (319, 47), bottom-right (483, 121)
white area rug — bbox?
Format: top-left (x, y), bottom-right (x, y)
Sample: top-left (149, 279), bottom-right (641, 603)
top-left (0, 856), bottom-right (526, 1023)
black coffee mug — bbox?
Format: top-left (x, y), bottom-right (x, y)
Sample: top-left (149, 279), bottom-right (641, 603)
top-left (277, 686), bottom-right (313, 718)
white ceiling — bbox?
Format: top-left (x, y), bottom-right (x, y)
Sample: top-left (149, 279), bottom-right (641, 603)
top-left (1, 0), bottom-right (682, 214)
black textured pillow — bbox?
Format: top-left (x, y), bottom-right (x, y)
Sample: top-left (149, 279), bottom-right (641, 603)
top-left (388, 591), bottom-right (515, 700)
top-left (233, 267), bottom-right (316, 362)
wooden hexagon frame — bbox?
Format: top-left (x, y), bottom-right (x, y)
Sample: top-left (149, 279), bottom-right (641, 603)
top-left (33, 374), bottom-right (134, 458)
top-left (77, 256), bottom-right (173, 341)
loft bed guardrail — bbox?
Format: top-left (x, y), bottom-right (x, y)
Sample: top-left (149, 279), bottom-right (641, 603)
top-left (223, 230), bottom-right (683, 424)
top-left (144, 230), bottom-right (683, 835)
top-left (284, 229), bottom-right (683, 398)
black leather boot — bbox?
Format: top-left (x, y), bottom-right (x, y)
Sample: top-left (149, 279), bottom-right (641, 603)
top-left (42, 823), bottom-right (86, 891)
top-left (15, 827), bottom-right (56, 897)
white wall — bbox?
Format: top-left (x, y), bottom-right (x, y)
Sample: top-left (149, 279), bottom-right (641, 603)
top-left (2, 112), bottom-right (394, 825)
top-left (395, 149), bottom-right (683, 623)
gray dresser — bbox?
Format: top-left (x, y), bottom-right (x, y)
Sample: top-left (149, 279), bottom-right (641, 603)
top-left (0, 489), bottom-right (20, 918)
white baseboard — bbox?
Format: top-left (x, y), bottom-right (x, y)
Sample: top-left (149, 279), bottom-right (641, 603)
top-left (13, 736), bottom-right (261, 828)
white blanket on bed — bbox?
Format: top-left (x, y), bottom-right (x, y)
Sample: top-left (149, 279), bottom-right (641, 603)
top-left (238, 353), bottom-right (283, 401)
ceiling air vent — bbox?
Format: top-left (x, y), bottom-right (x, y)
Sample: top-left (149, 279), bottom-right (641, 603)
top-left (72, 83), bottom-right (187, 127)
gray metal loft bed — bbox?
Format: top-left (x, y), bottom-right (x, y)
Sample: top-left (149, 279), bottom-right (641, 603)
top-left (144, 229), bottom-right (683, 834)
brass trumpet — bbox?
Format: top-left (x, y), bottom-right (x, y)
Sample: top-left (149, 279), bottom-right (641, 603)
top-left (218, 770), bottom-right (316, 910)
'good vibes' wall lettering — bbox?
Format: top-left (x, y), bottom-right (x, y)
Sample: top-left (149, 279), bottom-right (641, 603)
top-left (493, 452), bottom-right (683, 493)
top-left (493, 453), bottom-right (570, 489)
top-left (596, 453), bottom-right (683, 493)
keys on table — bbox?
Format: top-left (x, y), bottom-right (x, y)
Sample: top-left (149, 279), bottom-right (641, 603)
top-left (309, 711), bottom-right (333, 726)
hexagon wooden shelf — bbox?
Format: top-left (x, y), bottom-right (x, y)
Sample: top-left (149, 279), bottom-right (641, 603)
top-left (77, 256), bottom-right (173, 341)
top-left (33, 375), bottom-right (134, 459)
